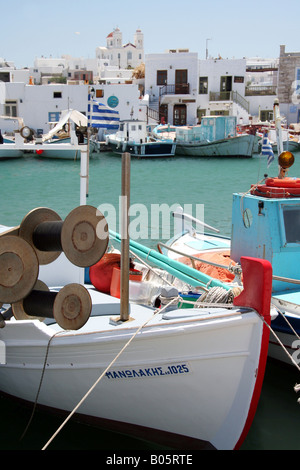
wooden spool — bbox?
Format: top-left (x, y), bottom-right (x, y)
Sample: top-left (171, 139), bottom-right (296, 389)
top-left (61, 206), bottom-right (109, 267)
top-left (0, 236), bottom-right (39, 304)
top-left (19, 206), bottom-right (109, 267)
top-left (12, 282), bottom-right (92, 331)
top-left (19, 207), bottom-right (62, 265)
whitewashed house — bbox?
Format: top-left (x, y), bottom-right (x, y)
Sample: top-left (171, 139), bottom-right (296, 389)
top-left (145, 50), bottom-right (279, 126)
top-left (0, 81), bottom-right (146, 135)
top-left (145, 50), bottom-right (199, 126)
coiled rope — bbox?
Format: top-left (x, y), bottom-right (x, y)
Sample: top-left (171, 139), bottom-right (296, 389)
top-left (195, 286), bottom-right (243, 306)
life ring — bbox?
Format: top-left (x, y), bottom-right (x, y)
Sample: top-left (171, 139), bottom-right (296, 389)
top-left (265, 177), bottom-right (300, 188)
top-left (250, 180), bottom-right (300, 198)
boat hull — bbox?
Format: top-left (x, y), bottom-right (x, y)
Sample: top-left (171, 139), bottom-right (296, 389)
top-left (35, 139), bottom-right (97, 160)
top-left (0, 145), bottom-right (23, 159)
top-left (175, 134), bottom-right (255, 158)
top-left (0, 302), bottom-right (267, 450)
top-left (109, 140), bottom-right (176, 158)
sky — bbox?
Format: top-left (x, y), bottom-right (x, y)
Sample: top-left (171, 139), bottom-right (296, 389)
top-left (1, 0), bottom-right (299, 68)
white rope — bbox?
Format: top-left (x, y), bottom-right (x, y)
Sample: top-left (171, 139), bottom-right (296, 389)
top-left (194, 286), bottom-right (242, 306)
top-left (41, 295), bottom-right (181, 451)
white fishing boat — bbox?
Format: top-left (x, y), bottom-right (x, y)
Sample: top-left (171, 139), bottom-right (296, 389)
top-left (175, 116), bottom-right (257, 158)
top-left (0, 150), bottom-right (275, 450)
top-left (0, 216), bottom-right (274, 451)
top-left (0, 134), bottom-right (24, 159)
top-left (0, 143), bottom-right (24, 159)
top-left (106, 120), bottom-right (177, 157)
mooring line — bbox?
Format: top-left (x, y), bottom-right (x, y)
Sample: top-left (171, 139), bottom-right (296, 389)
top-left (42, 296), bottom-right (180, 450)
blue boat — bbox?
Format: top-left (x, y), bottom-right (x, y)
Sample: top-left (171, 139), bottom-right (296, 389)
top-left (162, 102), bottom-right (300, 366)
top-left (106, 120), bottom-right (177, 157)
top-left (174, 116), bottom-right (257, 158)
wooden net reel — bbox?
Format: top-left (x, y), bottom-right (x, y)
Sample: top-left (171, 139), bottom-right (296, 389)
top-left (19, 205), bottom-right (109, 266)
top-left (12, 280), bottom-right (92, 331)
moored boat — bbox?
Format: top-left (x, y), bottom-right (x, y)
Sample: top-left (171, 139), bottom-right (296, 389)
top-left (162, 102), bottom-right (300, 367)
top-left (0, 150), bottom-right (276, 450)
top-left (0, 212), bottom-right (273, 451)
top-left (175, 116), bottom-right (256, 158)
top-left (106, 120), bottom-right (176, 157)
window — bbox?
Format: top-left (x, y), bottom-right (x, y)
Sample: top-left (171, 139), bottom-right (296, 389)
top-left (234, 76), bottom-right (244, 83)
top-left (127, 52), bottom-right (132, 60)
top-left (53, 92), bottom-right (62, 99)
top-left (282, 205), bottom-right (300, 243)
top-left (49, 112), bottom-right (60, 122)
top-left (5, 100), bottom-right (17, 117)
top-left (96, 89), bottom-right (104, 98)
top-left (157, 70), bottom-right (167, 86)
top-left (199, 77), bottom-right (208, 94)
top-left (260, 110), bottom-right (273, 121)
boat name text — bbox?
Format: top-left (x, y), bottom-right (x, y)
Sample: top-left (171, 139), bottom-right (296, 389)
top-left (106, 363), bottom-right (190, 380)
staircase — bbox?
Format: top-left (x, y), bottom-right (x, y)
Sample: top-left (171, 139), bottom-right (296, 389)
top-left (147, 97), bottom-right (160, 124)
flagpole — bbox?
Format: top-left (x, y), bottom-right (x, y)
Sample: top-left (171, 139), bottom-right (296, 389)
top-left (274, 99), bottom-right (283, 156)
top-left (80, 87), bottom-right (93, 206)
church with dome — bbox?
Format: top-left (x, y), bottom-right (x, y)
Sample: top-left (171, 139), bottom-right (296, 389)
top-left (96, 28), bottom-right (144, 69)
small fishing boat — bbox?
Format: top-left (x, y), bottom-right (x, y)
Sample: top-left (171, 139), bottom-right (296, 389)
top-left (0, 143), bottom-right (24, 159)
top-left (0, 151), bottom-right (275, 450)
top-left (0, 134), bottom-right (24, 159)
top-left (175, 116), bottom-right (257, 158)
top-left (162, 101), bottom-right (300, 368)
top-left (106, 120), bottom-right (177, 157)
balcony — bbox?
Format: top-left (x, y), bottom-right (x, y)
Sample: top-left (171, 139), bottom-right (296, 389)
top-left (245, 85), bottom-right (277, 96)
top-left (159, 83), bottom-right (190, 97)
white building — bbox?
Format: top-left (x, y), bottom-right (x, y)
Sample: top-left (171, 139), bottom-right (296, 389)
top-left (0, 58), bottom-right (30, 85)
top-left (145, 50), bottom-right (278, 126)
top-left (145, 50), bottom-right (199, 126)
top-left (0, 81), bottom-right (147, 135)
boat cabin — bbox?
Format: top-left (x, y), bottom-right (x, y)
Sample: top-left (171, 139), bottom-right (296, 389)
top-left (175, 116), bottom-right (237, 143)
top-left (114, 120), bottom-right (149, 144)
top-left (231, 192), bottom-right (300, 293)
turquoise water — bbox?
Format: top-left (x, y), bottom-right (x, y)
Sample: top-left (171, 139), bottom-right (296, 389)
top-left (0, 152), bottom-right (300, 450)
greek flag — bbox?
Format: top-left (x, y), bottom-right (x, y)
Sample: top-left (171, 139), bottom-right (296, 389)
top-left (261, 132), bottom-right (275, 167)
top-left (88, 97), bottom-right (120, 130)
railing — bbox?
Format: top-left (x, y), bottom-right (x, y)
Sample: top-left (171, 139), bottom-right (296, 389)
top-left (232, 91), bottom-right (250, 113)
top-left (147, 107), bottom-right (160, 123)
top-left (159, 83), bottom-right (190, 97)
top-left (245, 85), bottom-right (277, 96)
top-left (209, 91), bottom-right (250, 113)
top-left (209, 91), bottom-right (231, 101)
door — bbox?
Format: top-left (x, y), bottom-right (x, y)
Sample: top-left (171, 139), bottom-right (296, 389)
top-left (220, 76), bottom-right (232, 100)
top-left (175, 70), bottom-right (188, 94)
top-left (174, 104), bottom-right (187, 126)
top-left (159, 104), bottom-right (168, 124)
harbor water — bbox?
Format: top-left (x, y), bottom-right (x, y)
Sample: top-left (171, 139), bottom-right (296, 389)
top-left (0, 151), bottom-right (299, 450)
